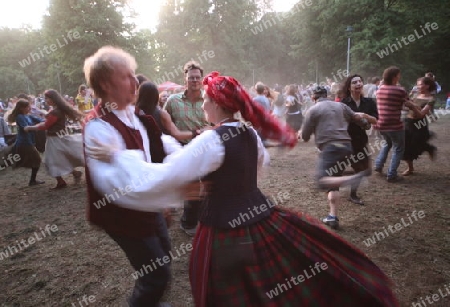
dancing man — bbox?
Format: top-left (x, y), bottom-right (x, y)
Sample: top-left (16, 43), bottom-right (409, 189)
top-left (301, 86), bottom-right (376, 229)
top-left (83, 46), bottom-right (182, 307)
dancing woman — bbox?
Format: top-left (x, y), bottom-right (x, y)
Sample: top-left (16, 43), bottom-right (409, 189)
top-left (136, 81), bottom-right (195, 141)
top-left (88, 72), bottom-right (398, 307)
top-left (341, 74), bottom-right (378, 205)
top-left (7, 99), bottom-right (45, 186)
top-left (285, 84), bottom-right (303, 132)
top-left (402, 77), bottom-right (437, 175)
top-left (25, 90), bottom-right (85, 189)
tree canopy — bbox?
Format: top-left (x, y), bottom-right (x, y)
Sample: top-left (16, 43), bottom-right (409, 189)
top-left (0, 0), bottom-right (447, 99)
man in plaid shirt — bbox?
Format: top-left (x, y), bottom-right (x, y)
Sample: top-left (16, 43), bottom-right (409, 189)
top-left (164, 60), bottom-right (209, 235)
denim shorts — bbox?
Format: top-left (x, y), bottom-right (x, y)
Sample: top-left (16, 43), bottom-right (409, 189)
top-left (316, 141), bottom-right (353, 180)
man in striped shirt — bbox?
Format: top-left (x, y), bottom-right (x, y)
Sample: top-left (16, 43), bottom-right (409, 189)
top-left (374, 66), bottom-right (414, 182)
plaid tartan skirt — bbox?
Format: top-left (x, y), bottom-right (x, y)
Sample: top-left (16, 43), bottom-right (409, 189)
top-left (190, 207), bottom-right (398, 307)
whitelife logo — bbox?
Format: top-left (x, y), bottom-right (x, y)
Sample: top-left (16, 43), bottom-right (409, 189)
top-left (362, 211), bottom-right (425, 247)
top-left (18, 30), bottom-right (81, 68)
top-left (376, 22), bottom-right (439, 58)
top-left (266, 262), bottom-right (328, 299)
top-left (0, 224), bottom-right (58, 260)
top-left (228, 192), bottom-right (290, 228)
top-left (131, 243), bottom-right (193, 280)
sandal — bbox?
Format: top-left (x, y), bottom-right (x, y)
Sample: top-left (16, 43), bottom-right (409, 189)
top-left (401, 169), bottom-right (414, 176)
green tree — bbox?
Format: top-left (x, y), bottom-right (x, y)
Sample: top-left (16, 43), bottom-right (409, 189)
top-left (42, 0), bottom-right (149, 95)
top-left (285, 0), bottom-right (449, 90)
top-left (155, 0), bottom-right (272, 85)
top-left (0, 27), bottom-right (46, 98)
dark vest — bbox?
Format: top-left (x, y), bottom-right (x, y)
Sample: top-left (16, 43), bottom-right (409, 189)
top-left (199, 124), bottom-right (273, 229)
top-left (46, 109), bottom-right (66, 136)
top-left (84, 104), bottom-right (166, 237)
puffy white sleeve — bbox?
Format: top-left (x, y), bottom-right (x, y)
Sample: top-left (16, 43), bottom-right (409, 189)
top-left (161, 134), bottom-right (182, 155)
top-left (84, 120), bottom-right (224, 212)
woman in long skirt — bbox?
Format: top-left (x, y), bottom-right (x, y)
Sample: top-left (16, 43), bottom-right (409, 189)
top-left (87, 72), bottom-right (399, 307)
top-left (402, 77), bottom-right (437, 175)
top-left (25, 90), bottom-right (85, 189)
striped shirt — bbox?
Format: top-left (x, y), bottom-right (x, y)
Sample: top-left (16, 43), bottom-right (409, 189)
top-left (376, 85), bottom-right (407, 131)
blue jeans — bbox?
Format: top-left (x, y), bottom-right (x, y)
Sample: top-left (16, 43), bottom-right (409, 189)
top-left (108, 213), bottom-right (171, 307)
top-left (375, 130), bottom-right (405, 178)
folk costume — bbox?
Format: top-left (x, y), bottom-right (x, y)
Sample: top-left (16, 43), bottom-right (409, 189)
top-left (89, 72), bottom-right (399, 307)
top-left (37, 108), bottom-right (84, 178)
top-left (83, 103), bottom-right (182, 306)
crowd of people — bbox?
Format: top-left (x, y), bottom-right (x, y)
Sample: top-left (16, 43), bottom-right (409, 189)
top-left (0, 44), bottom-right (444, 306)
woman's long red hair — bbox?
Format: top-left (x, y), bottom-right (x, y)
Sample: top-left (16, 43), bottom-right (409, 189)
top-left (203, 71), bottom-right (297, 147)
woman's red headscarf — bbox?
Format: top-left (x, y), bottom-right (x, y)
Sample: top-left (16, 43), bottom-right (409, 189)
top-left (203, 71), bottom-right (297, 147)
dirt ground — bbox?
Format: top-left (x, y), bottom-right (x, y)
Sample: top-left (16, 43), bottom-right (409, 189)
top-left (1, 115), bottom-right (449, 307)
